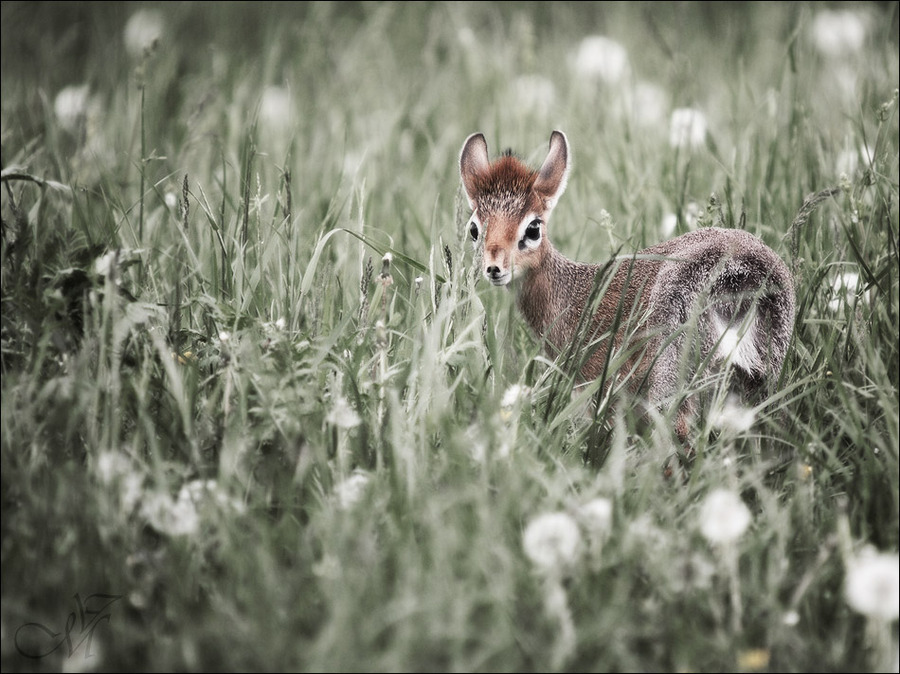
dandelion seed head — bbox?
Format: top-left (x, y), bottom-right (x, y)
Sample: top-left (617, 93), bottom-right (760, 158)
top-left (828, 270), bottom-right (869, 311)
top-left (683, 201), bottom-right (703, 229)
top-left (699, 489), bottom-right (752, 544)
top-left (326, 396), bottom-right (362, 429)
top-left (660, 213), bottom-right (678, 237)
top-left (710, 395), bottom-right (756, 434)
top-left (180, 479), bottom-right (246, 515)
top-left (576, 498), bottom-right (613, 541)
top-left (669, 108), bottom-right (708, 150)
top-left (501, 384), bottom-right (529, 409)
top-left (259, 85), bottom-right (293, 131)
top-left (95, 451), bottom-right (144, 513)
top-left (573, 36), bottom-right (630, 84)
top-left (119, 473), bottom-right (144, 513)
top-left (95, 451), bottom-right (130, 484)
top-left (54, 84), bottom-right (90, 132)
top-left (93, 250), bottom-right (119, 278)
top-left (836, 144), bottom-right (873, 178)
top-left (523, 511), bottom-right (582, 574)
top-left (782, 610), bottom-right (800, 626)
top-left (811, 9), bottom-right (867, 58)
top-left (845, 547), bottom-right (900, 621)
top-left (334, 472), bottom-right (371, 510)
top-left (457, 26), bottom-right (476, 49)
top-left (142, 490), bottom-right (200, 537)
top-left (124, 9), bottom-right (164, 58)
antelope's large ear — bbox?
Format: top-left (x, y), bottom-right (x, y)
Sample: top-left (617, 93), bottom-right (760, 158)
top-left (459, 132), bottom-right (490, 210)
top-left (534, 130), bottom-right (570, 210)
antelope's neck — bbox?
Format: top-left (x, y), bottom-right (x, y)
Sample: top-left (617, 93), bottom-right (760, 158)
top-left (516, 245), bottom-right (599, 346)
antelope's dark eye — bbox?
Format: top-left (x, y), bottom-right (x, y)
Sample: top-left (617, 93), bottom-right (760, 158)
top-left (524, 219), bottom-right (541, 241)
top-left (469, 221), bottom-right (479, 241)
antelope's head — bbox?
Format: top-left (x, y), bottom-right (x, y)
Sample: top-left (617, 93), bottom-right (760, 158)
top-left (459, 130), bottom-right (570, 285)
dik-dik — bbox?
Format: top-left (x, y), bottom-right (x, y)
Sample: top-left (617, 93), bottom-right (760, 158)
top-left (459, 130), bottom-right (795, 443)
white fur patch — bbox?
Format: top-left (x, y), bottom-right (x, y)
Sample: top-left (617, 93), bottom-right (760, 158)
top-left (712, 313), bottom-right (761, 373)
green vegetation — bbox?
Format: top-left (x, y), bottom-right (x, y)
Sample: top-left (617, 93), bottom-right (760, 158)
top-left (2, 2), bottom-right (897, 671)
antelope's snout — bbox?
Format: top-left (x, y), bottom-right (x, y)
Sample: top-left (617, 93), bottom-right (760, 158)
top-left (483, 243), bottom-right (512, 286)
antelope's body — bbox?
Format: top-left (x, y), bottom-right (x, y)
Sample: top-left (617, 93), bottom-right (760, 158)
top-left (459, 131), bottom-right (795, 441)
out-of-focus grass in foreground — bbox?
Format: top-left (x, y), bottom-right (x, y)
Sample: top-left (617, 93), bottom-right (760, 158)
top-left (1, 2), bottom-right (898, 672)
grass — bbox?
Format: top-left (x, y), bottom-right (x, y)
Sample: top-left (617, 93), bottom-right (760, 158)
top-left (1, 1), bottom-right (898, 671)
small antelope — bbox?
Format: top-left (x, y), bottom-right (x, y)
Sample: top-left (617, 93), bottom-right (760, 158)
top-left (459, 130), bottom-right (795, 443)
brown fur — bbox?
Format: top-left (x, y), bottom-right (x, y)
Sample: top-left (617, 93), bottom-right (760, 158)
top-left (460, 131), bottom-right (795, 443)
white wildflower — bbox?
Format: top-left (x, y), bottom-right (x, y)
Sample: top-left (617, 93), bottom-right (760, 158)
top-left (501, 384), bottom-right (529, 409)
top-left (457, 26), bottom-right (476, 49)
top-left (95, 451), bottom-right (144, 512)
top-left (259, 85), bottom-right (293, 132)
top-left (93, 250), bottom-right (118, 278)
top-left (164, 192), bottom-right (178, 209)
top-left (699, 489), bottom-right (752, 544)
top-left (95, 451), bottom-right (130, 484)
top-left (576, 498), bottom-right (613, 541)
top-left (845, 547), bottom-right (900, 621)
top-left (181, 479), bottom-right (246, 515)
top-left (142, 490), bottom-right (200, 537)
top-left (828, 270), bottom-right (869, 311)
top-left (573, 36), bottom-right (630, 84)
top-left (836, 144), bottom-right (873, 178)
top-left (333, 472), bottom-right (371, 510)
top-left (710, 395), bottom-right (756, 434)
top-left (141, 479), bottom-right (244, 537)
top-left (811, 9), bottom-right (867, 59)
top-left (683, 201), bottom-right (703, 229)
top-left (119, 473), bottom-right (144, 514)
top-left (661, 213), bottom-right (678, 237)
top-left (523, 511), bottom-right (582, 574)
top-left (218, 330), bottom-right (230, 343)
top-left (326, 396), bottom-right (362, 429)
top-left (124, 9), bottom-right (164, 58)
top-left (669, 107), bottom-right (708, 150)
top-left (54, 84), bottom-right (90, 133)
top-left (782, 610), bottom-right (800, 627)
top-left (263, 317), bottom-right (287, 334)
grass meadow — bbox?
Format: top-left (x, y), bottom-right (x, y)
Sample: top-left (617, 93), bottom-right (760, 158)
top-left (2, 1), bottom-right (898, 671)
